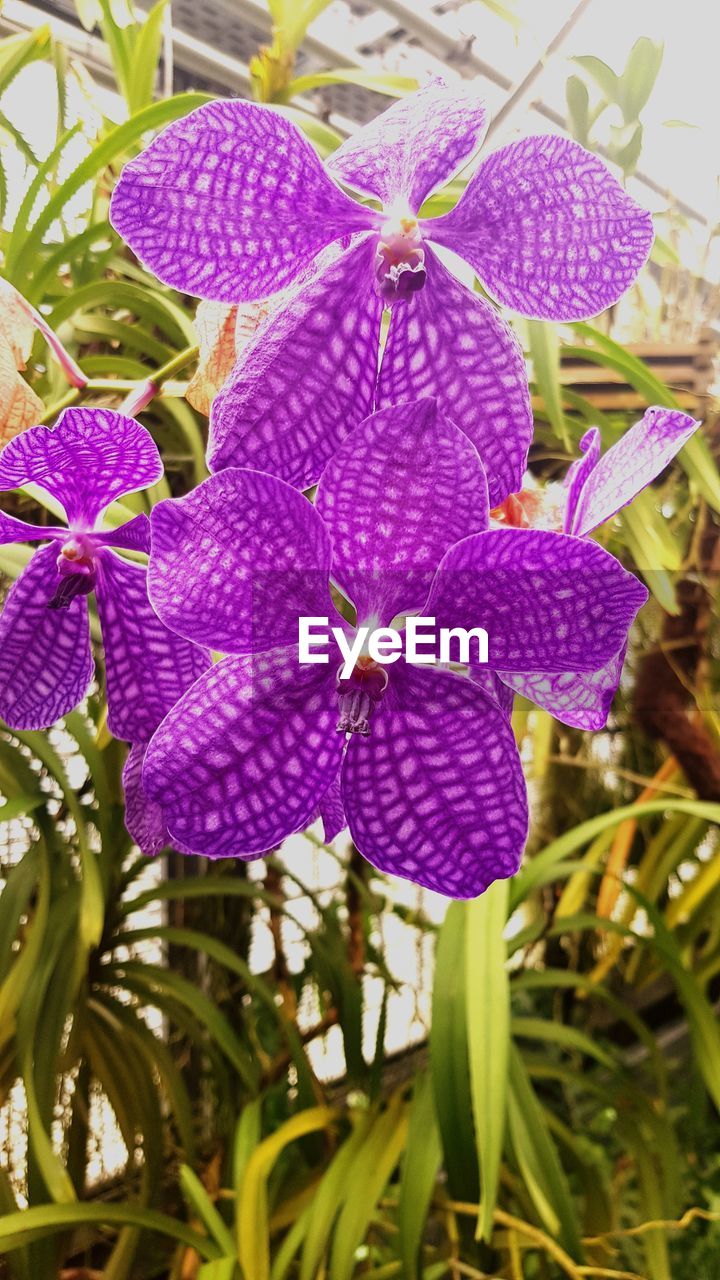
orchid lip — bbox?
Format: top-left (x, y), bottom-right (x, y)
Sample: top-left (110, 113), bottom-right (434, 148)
top-left (49, 535), bottom-right (98, 610)
top-left (375, 201), bottom-right (426, 303)
top-left (336, 659), bottom-right (388, 736)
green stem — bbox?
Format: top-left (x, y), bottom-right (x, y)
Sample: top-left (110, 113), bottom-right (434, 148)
top-left (38, 344), bottom-right (199, 424)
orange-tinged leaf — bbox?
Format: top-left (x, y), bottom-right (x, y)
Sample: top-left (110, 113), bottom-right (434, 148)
top-left (0, 335), bottom-right (43, 445)
top-left (0, 278), bottom-right (35, 369)
top-left (186, 299), bottom-right (270, 415)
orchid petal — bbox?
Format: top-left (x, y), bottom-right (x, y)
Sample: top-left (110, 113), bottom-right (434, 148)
top-left (95, 550), bottom-right (211, 743)
top-left (377, 247), bottom-right (532, 506)
top-left (149, 469), bottom-right (336, 655)
top-left (0, 512), bottom-right (65, 545)
top-left (564, 427), bottom-right (601, 534)
top-left (94, 512), bottom-right (151, 555)
top-left (470, 667), bottom-right (514, 719)
top-left (316, 399), bottom-right (488, 625)
top-left (499, 646), bottom-right (626, 731)
top-left (0, 408), bottom-right (162, 529)
top-left (143, 648), bottom-right (344, 859)
top-left (424, 528), bottom-right (648, 672)
top-left (569, 408), bottom-right (701, 537)
top-left (0, 544), bottom-right (93, 730)
top-left (123, 742), bottom-right (193, 856)
top-left (208, 237), bottom-right (383, 488)
top-left (424, 135), bottom-right (653, 320)
top-left (342, 662), bottom-right (527, 898)
top-left (318, 775), bottom-right (347, 844)
top-left (110, 99), bottom-right (374, 303)
top-left (328, 79), bottom-right (488, 211)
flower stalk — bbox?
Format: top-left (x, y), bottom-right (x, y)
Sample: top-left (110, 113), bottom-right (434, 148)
top-left (38, 345), bottom-right (198, 425)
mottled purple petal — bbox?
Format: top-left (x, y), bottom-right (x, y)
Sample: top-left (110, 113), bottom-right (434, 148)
top-left (564, 427), bottom-right (601, 534)
top-left (110, 99), bottom-right (374, 303)
top-left (143, 648), bottom-right (344, 859)
top-left (470, 667), bottom-right (514, 719)
top-left (318, 775), bottom-right (347, 844)
top-left (0, 408), bottom-right (162, 528)
top-left (377, 248), bottom-right (531, 507)
top-left (424, 528), bottom-right (648, 672)
top-left (342, 662), bottom-right (527, 898)
top-left (499, 646), bottom-right (626, 731)
top-left (328, 79), bottom-right (487, 211)
top-left (569, 408), bottom-right (700, 537)
top-left (0, 545), bottom-right (93, 730)
top-left (423, 135), bottom-right (654, 320)
top-left (149, 469), bottom-right (336, 655)
top-left (94, 550), bottom-right (210, 743)
top-left (208, 238), bottom-right (383, 488)
top-left (122, 742), bottom-right (194, 856)
top-left (0, 512), bottom-right (65, 544)
top-left (316, 399), bottom-right (488, 625)
top-left (95, 512), bottom-right (151, 554)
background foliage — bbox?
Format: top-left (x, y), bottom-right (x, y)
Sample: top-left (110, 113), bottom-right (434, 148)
top-left (0, 3), bottom-right (719, 1278)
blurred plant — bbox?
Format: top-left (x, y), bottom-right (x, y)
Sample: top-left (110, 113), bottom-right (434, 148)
top-left (566, 36), bottom-right (664, 177)
top-left (0, 6), bottom-right (718, 1280)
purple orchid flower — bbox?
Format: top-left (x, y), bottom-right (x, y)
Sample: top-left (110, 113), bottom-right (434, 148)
top-left (109, 81), bottom-right (653, 506)
top-left (0, 407), bottom-right (209, 739)
top-left (140, 399), bottom-right (647, 898)
top-left (486, 406), bottom-right (700, 729)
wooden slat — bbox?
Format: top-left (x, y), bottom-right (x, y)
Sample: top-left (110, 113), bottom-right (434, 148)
top-left (560, 362), bottom-right (696, 387)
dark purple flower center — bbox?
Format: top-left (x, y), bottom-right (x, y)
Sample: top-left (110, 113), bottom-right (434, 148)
top-left (374, 207), bottom-right (426, 304)
top-left (49, 536), bottom-right (97, 610)
top-left (336, 658), bottom-right (388, 736)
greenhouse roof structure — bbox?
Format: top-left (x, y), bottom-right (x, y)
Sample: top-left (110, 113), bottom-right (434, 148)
top-left (1, 0), bottom-right (716, 237)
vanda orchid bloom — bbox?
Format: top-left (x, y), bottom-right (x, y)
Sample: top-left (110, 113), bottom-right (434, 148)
top-left (0, 408), bottom-right (209, 736)
top-left (110, 80), bottom-right (653, 506)
top-left (140, 400), bottom-right (647, 898)
top-left (488, 406), bottom-right (700, 728)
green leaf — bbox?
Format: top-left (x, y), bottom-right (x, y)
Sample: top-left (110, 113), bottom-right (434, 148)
top-left (507, 1046), bottom-right (582, 1256)
top-left (0, 840), bottom-right (50, 1049)
top-left (620, 506), bottom-right (679, 614)
top-left (465, 881), bottom-right (509, 1242)
top-left (239, 1107), bottom-right (336, 1280)
top-left (0, 795), bottom-right (44, 823)
top-left (75, 0), bottom-right (102, 30)
top-left (572, 54), bottom-right (619, 103)
top-left (179, 1165), bottom-right (236, 1256)
top-left (609, 120), bottom-right (643, 175)
top-left (511, 1016), bottom-right (616, 1070)
top-left (678, 430), bottom-right (720, 514)
top-left (527, 320), bottom-right (569, 446)
top-left (270, 0), bottom-right (332, 50)
top-left (329, 1093), bottom-right (409, 1280)
top-left (565, 75), bottom-right (590, 145)
top-left (397, 1073), bottom-right (442, 1279)
top-left (0, 1203), bottom-right (221, 1257)
top-left (512, 798), bottom-right (720, 909)
top-left (6, 92), bottom-right (212, 291)
top-left (111, 960), bottom-right (259, 1091)
top-left (285, 68), bottom-right (418, 99)
top-left (0, 27), bottom-right (52, 95)
top-left (128, 0), bottom-right (169, 113)
top-left (198, 1262), bottom-right (237, 1280)
top-left (299, 1111), bottom-right (373, 1280)
top-left (619, 38), bottom-right (663, 120)
top-left (430, 902), bottom-right (479, 1200)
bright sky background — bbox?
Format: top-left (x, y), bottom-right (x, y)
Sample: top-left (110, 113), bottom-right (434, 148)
top-left (2, 0), bottom-right (718, 272)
